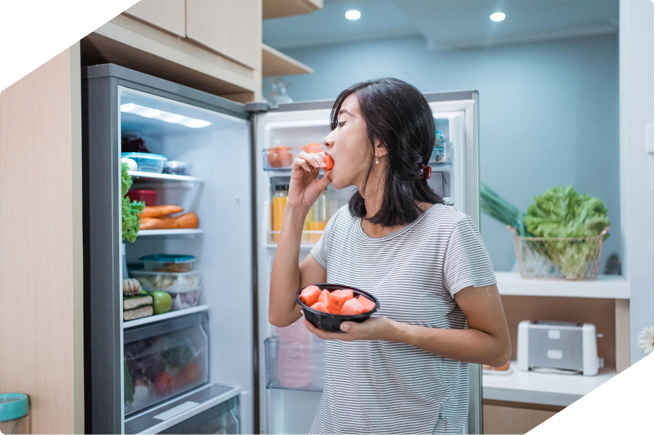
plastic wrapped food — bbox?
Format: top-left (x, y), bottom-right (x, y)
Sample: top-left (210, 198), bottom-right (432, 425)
top-left (131, 270), bottom-right (201, 292)
top-left (140, 254), bottom-right (196, 273)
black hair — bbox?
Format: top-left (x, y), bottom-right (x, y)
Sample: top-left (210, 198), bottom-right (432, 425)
top-left (330, 77), bottom-right (443, 227)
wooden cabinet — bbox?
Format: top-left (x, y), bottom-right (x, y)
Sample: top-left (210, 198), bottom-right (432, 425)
top-left (124, 0), bottom-right (186, 37)
top-left (263, 0), bottom-right (323, 20)
top-left (483, 401), bottom-right (623, 435)
top-left (186, 0), bottom-right (261, 70)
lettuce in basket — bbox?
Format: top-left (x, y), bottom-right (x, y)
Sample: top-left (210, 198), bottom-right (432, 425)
top-left (524, 186), bottom-right (610, 279)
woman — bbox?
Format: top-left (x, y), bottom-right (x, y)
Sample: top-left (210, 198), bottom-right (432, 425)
top-left (269, 78), bottom-right (511, 434)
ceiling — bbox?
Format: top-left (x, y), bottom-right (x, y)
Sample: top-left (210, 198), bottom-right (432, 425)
top-left (263, 0), bottom-right (619, 51)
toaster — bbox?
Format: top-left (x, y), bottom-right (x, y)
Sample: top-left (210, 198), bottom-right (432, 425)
top-left (517, 320), bottom-right (603, 376)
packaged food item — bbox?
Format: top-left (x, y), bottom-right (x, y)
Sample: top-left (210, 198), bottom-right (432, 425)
top-left (138, 212), bottom-right (199, 230)
top-left (123, 306), bottom-right (154, 321)
top-left (308, 189), bottom-right (329, 243)
top-left (140, 254), bottom-right (196, 273)
top-left (131, 270), bottom-right (201, 292)
top-left (271, 185), bottom-right (288, 243)
top-left (121, 152), bottom-right (167, 173)
top-left (169, 287), bottom-right (202, 310)
top-left (163, 161), bottom-right (192, 176)
top-left (139, 205), bottom-right (184, 218)
top-left (124, 295), bottom-right (153, 311)
top-left (264, 140), bottom-right (295, 170)
top-left (123, 278), bottom-right (142, 296)
top-left (127, 189), bottom-right (157, 207)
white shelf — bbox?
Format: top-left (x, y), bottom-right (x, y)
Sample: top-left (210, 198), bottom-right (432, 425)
top-left (128, 170), bottom-right (204, 184)
top-left (483, 362), bottom-right (616, 407)
top-left (137, 229), bottom-right (203, 237)
top-left (495, 272), bottom-right (630, 299)
top-left (123, 305), bottom-right (209, 329)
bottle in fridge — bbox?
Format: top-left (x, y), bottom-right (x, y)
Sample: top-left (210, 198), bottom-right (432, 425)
top-left (308, 189), bottom-right (329, 243)
top-left (271, 185), bottom-right (288, 243)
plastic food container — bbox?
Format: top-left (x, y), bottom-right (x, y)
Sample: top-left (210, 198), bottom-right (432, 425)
top-left (124, 312), bottom-right (209, 415)
top-left (127, 189), bottom-right (157, 206)
top-left (140, 254), bottom-right (196, 273)
top-left (169, 287), bottom-right (202, 311)
top-left (121, 152), bottom-right (167, 173)
top-left (0, 393), bottom-right (29, 434)
top-left (163, 160), bottom-right (192, 176)
top-left (131, 270), bottom-right (201, 292)
top-left (295, 284), bottom-right (380, 333)
top-left (262, 145), bottom-right (297, 170)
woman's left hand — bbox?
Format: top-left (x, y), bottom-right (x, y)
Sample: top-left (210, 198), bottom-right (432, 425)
top-left (301, 312), bottom-right (395, 341)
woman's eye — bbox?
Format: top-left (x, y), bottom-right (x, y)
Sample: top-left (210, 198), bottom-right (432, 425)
top-left (338, 121), bottom-right (346, 128)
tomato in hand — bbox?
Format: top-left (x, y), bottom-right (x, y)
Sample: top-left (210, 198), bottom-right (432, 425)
top-left (323, 154), bottom-right (334, 171)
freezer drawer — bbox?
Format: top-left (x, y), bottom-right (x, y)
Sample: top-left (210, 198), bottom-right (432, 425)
top-left (160, 395), bottom-right (240, 434)
top-left (124, 312), bottom-right (210, 415)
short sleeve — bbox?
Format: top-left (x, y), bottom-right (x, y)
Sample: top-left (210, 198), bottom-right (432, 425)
top-left (443, 216), bottom-right (497, 297)
top-left (310, 208), bottom-right (341, 270)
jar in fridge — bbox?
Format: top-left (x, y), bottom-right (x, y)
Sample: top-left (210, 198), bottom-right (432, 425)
top-left (271, 185), bottom-right (288, 243)
top-left (308, 189), bottom-right (329, 243)
top-left (0, 393), bottom-right (29, 434)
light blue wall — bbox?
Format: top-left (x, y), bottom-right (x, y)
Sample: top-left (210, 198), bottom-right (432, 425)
top-left (268, 34), bottom-right (620, 272)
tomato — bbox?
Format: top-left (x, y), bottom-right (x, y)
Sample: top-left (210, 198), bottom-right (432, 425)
top-left (300, 285), bottom-right (321, 307)
top-left (268, 145), bottom-right (293, 168)
top-left (304, 143), bottom-right (324, 154)
top-left (339, 298), bottom-right (366, 315)
top-left (323, 154), bottom-right (334, 171)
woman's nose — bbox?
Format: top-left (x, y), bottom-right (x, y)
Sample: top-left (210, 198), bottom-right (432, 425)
top-left (323, 132), bottom-right (335, 148)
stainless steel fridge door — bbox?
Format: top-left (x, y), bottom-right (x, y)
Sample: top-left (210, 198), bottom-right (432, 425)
top-left (252, 90), bottom-right (483, 434)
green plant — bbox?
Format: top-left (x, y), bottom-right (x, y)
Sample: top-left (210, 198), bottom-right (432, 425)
top-left (122, 163), bottom-right (144, 243)
top-left (524, 186), bottom-right (610, 279)
top-left (480, 182), bottom-right (530, 236)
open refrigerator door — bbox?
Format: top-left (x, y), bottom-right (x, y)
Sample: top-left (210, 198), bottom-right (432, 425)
top-left (253, 91), bottom-right (483, 434)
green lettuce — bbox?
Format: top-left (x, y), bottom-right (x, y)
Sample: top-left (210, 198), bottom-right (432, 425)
top-left (122, 163), bottom-right (144, 243)
top-left (524, 186), bottom-right (610, 279)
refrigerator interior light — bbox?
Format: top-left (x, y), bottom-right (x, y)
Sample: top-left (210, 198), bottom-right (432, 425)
top-left (121, 103), bottom-right (211, 128)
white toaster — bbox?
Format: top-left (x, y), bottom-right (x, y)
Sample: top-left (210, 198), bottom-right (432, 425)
top-left (517, 320), bottom-right (603, 376)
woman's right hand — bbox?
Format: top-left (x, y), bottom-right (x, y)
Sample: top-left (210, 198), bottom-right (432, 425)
top-left (288, 151), bottom-right (332, 210)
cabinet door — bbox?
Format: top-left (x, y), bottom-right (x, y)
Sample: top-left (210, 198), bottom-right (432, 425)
top-left (186, 0), bottom-right (261, 70)
top-left (124, 0), bottom-right (186, 37)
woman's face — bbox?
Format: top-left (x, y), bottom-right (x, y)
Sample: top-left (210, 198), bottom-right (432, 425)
top-left (322, 93), bottom-right (384, 191)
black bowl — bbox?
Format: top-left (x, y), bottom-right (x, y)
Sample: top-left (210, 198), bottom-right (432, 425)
top-left (295, 283), bottom-right (380, 333)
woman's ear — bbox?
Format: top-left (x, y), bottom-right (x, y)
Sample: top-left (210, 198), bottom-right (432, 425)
top-left (374, 140), bottom-right (388, 158)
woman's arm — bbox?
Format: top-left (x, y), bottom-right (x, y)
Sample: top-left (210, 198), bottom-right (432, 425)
top-left (302, 283), bottom-right (511, 367)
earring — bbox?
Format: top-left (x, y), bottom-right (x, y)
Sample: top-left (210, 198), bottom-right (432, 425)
top-left (375, 155), bottom-right (379, 164)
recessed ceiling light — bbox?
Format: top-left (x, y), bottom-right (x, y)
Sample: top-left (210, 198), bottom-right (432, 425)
top-left (345, 10), bottom-right (361, 20)
top-left (490, 12), bottom-right (506, 22)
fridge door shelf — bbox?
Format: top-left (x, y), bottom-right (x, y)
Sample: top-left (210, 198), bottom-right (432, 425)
top-left (124, 312), bottom-right (210, 416)
top-left (265, 336), bottom-right (325, 393)
top-left (128, 170), bottom-right (204, 185)
top-left (124, 383), bottom-right (241, 435)
top-left (262, 200), bottom-right (325, 249)
top-left (138, 229), bottom-right (204, 237)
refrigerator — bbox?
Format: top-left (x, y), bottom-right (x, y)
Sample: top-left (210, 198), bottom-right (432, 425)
top-left (82, 63), bottom-right (483, 435)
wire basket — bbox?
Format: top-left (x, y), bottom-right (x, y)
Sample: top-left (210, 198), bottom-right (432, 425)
top-left (508, 226), bottom-right (610, 281)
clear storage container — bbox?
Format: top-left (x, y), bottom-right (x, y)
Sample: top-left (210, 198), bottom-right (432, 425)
top-left (124, 312), bottom-right (209, 415)
top-left (169, 287), bottom-right (202, 311)
top-left (0, 393), bottom-right (29, 434)
top-left (262, 143), bottom-right (297, 171)
top-left (121, 152), bottom-right (167, 173)
top-left (140, 254), bottom-right (197, 273)
top-left (265, 335), bottom-right (325, 392)
top-left (131, 270), bottom-right (201, 292)
top-left (163, 160), bottom-right (192, 176)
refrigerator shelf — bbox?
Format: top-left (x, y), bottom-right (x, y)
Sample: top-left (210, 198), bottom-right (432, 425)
top-left (124, 305), bottom-right (209, 329)
top-left (124, 383), bottom-right (241, 435)
top-left (128, 170), bottom-right (204, 184)
top-left (138, 229), bottom-right (204, 237)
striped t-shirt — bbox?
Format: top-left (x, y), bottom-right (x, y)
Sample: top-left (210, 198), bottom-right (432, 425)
top-left (309, 203), bottom-right (496, 434)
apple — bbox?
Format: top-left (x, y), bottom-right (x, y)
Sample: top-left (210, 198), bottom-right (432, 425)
top-left (151, 291), bottom-right (172, 314)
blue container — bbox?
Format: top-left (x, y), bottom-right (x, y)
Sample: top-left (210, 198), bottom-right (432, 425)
top-left (121, 152), bottom-right (167, 173)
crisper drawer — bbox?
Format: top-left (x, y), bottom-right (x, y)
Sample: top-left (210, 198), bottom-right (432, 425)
top-left (124, 312), bottom-right (209, 415)
top-left (265, 336), bottom-right (325, 392)
top-left (160, 394), bottom-right (240, 434)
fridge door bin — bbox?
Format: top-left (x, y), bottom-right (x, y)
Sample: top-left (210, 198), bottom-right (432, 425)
top-left (124, 312), bottom-right (210, 416)
top-left (265, 336), bottom-right (325, 392)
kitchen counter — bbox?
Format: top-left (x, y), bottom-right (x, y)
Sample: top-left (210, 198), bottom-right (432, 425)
top-left (482, 361), bottom-right (640, 412)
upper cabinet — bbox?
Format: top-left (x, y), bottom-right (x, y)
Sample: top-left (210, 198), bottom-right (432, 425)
top-left (124, 0), bottom-right (186, 37)
top-left (186, 0), bottom-right (261, 70)
top-left (263, 0), bottom-right (323, 20)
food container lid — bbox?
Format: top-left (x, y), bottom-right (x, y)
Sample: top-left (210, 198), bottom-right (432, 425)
top-left (139, 254), bottom-right (195, 263)
top-left (121, 152), bottom-right (167, 161)
top-left (0, 393), bottom-right (29, 422)
top-left (275, 185), bottom-right (289, 191)
top-left (164, 160), bottom-right (191, 168)
top-left (131, 270), bottom-right (200, 277)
